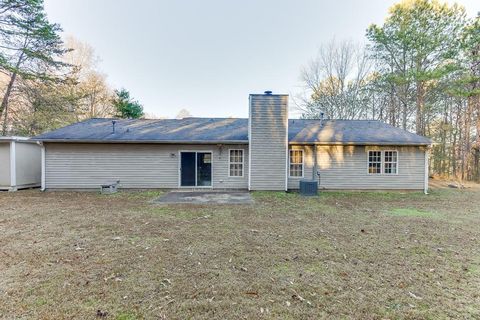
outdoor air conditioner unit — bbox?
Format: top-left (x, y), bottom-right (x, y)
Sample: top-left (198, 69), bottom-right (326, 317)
top-left (299, 179), bottom-right (318, 196)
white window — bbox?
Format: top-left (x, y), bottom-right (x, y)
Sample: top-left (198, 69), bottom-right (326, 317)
top-left (229, 149), bottom-right (244, 177)
top-left (384, 151), bottom-right (398, 174)
top-left (368, 150), bottom-right (399, 175)
top-left (289, 149), bottom-right (304, 177)
top-left (368, 151), bottom-right (382, 174)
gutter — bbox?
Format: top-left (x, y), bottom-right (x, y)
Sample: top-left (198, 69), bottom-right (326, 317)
top-left (424, 148), bottom-right (429, 195)
top-left (32, 139), bottom-right (249, 144)
top-left (0, 136), bottom-right (36, 143)
top-left (32, 139), bottom-right (431, 146)
top-left (289, 141), bottom-right (432, 146)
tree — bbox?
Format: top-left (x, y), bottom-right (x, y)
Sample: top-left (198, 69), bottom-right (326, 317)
top-left (367, 0), bottom-right (466, 135)
top-left (112, 88), bottom-right (144, 119)
top-left (298, 1), bottom-right (479, 182)
top-left (10, 78), bottom-right (77, 135)
top-left (176, 108), bottom-right (191, 119)
top-left (298, 39), bottom-right (373, 119)
top-left (0, 0), bottom-right (70, 134)
top-left (2, 36), bottom-right (115, 136)
top-left (61, 36), bottom-right (113, 119)
top-left (459, 14), bottom-right (480, 180)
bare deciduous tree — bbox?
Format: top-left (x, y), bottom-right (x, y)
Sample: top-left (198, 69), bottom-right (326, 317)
top-left (176, 108), bottom-right (192, 119)
top-left (298, 39), bottom-right (372, 120)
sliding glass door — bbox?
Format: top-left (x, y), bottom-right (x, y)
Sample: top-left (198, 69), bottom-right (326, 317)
top-left (180, 152), bottom-right (212, 187)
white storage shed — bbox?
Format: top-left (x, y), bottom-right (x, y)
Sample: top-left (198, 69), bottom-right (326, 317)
top-left (0, 137), bottom-right (42, 191)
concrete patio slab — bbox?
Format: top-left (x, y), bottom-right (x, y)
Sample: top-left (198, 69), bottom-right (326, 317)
top-left (153, 191), bottom-right (254, 204)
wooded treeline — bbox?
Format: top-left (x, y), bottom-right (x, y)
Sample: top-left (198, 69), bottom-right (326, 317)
top-left (299, 0), bottom-right (479, 181)
top-left (0, 0), bottom-right (146, 137)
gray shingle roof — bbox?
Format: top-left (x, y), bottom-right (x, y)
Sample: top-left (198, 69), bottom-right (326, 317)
top-left (33, 117), bottom-right (431, 145)
top-left (288, 119), bottom-right (432, 145)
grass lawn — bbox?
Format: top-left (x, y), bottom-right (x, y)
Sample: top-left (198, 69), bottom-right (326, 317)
top-left (1, 186), bottom-right (480, 319)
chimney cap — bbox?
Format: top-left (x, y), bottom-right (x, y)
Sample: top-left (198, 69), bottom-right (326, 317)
top-left (264, 90), bottom-right (273, 95)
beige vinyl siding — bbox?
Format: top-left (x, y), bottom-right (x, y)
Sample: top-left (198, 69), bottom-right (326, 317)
top-left (287, 145), bottom-right (315, 189)
top-left (15, 142), bottom-right (41, 187)
top-left (287, 145), bottom-right (426, 190)
top-left (0, 143), bottom-right (10, 188)
top-left (249, 95), bottom-right (288, 190)
top-left (45, 143), bottom-right (248, 190)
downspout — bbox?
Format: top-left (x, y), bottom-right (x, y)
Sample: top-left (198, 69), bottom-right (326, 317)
top-left (285, 114), bottom-right (289, 192)
top-left (424, 148), bottom-right (429, 195)
top-left (9, 140), bottom-right (16, 191)
top-left (314, 114), bottom-right (323, 187)
top-left (247, 96), bottom-right (252, 191)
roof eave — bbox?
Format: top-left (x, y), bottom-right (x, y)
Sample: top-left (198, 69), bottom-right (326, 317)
top-left (289, 141), bottom-right (432, 146)
top-left (0, 136), bottom-right (35, 142)
top-left (33, 139), bottom-right (249, 144)
top-left (33, 138), bottom-right (431, 146)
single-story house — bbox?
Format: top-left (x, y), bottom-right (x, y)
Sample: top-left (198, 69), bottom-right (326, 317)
top-left (0, 137), bottom-right (42, 191)
top-left (33, 92), bottom-right (431, 192)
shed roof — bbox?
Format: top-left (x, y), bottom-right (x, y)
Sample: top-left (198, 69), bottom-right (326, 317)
top-left (33, 117), bottom-right (431, 145)
top-left (0, 136), bottom-right (34, 142)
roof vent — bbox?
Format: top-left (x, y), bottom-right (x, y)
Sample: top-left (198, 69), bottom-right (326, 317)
top-left (111, 120), bottom-right (116, 134)
top-left (264, 90), bottom-right (272, 95)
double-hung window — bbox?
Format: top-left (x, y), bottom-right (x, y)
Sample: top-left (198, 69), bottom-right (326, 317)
top-left (289, 149), bottom-right (304, 177)
top-left (383, 151), bottom-right (398, 174)
top-left (368, 150), bottom-right (398, 174)
top-left (229, 149), bottom-right (244, 177)
top-left (368, 151), bottom-right (382, 174)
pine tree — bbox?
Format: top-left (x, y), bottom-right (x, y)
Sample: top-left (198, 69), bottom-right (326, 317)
top-left (112, 89), bottom-right (144, 119)
top-left (0, 0), bottom-right (70, 134)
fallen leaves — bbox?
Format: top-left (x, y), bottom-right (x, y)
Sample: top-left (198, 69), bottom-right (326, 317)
top-left (408, 291), bottom-right (423, 300)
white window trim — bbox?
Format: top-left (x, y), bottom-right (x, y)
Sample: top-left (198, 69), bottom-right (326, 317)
top-left (366, 150), bottom-right (399, 175)
top-left (367, 150), bottom-right (382, 175)
top-left (288, 149), bottom-right (304, 178)
top-left (383, 150), bottom-right (399, 175)
top-left (228, 149), bottom-right (244, 178)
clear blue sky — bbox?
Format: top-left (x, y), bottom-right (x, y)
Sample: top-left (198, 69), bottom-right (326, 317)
top-left (44, 0), bottom-right (480, 118)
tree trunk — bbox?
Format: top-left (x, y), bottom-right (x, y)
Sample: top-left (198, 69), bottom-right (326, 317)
top-left (415, 81), bottom-right (425, 136)
top-left (401, 84), bottom-right (408, 130)
top-left (1, 51), bottom-right (25, 135)
top-left (475, 94), bottom-right (480, 181)
top-left (463, 96), bottom-right (474, 180)
top-left (1, 71), bottom-right (17, 135)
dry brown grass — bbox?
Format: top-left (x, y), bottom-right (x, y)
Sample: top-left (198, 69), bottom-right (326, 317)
top-left (1, 186), bottom-right (480, 319)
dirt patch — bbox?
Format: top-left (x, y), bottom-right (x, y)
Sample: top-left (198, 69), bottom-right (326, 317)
top-left (153, 191), bottom-right (254, 204)
top-left (1, 187), bottom-right (480, 319)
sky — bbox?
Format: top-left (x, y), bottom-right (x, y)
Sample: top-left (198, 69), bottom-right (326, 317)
top-left (44, 0), bottom-right (480, 119)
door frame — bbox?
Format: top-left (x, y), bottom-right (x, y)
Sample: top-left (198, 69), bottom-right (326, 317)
top-left (178, 150), bottom-right (213, 188)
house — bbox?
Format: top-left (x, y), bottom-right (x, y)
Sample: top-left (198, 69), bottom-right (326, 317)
top-left (33, 92), bottom-right (431, 192)
top-left (0, 137), bottom-right (42, 191)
